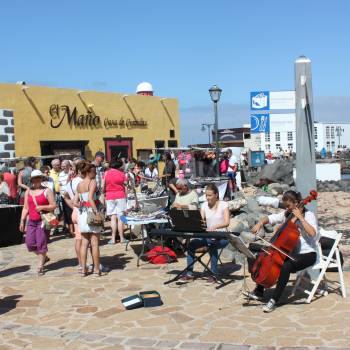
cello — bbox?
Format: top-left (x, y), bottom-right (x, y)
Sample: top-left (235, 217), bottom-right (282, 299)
top-left (250, 190), bottom-right (318, 288)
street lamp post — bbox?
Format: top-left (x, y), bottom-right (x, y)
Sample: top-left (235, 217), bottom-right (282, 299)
top-left (201, 123), bottom-right (214, 144)
top-left (209, 85), bottom-right (222, 177)
top-left (336, 126), bottom-right (344, 149)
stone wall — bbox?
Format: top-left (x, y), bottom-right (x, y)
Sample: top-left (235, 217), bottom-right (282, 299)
top-left (0, 109), bottom-right (15, 159)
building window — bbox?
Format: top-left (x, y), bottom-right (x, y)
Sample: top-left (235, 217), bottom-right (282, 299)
top-left (326, 126), bottom-right (330, 138)
top-left (326, 141), bottom-right (330, 150)
top-left (276, 143), bottom-right (281, 151)
top-left (168, 140), bottom-right (178, 148)
top-left (265, 133), bottom-right (270, 142)
top-left (169, 130), bottom-right (175, 138)
top-left (315, 142), bottom-right (318, 149)
top-left (275, 132), bottom-right (281, 142)
top-left (287, 143), bottom-right (293, 150)
top-left (314, 127), bottom-right (318, 140)
top-left (331, 126), bottom-right (335, 139)
top-left (287, 131), bottom-right (293, 141)
top-left (154, 140), bottom-right (165, 149)
top-left (331, 141), bottom-right (335, 150)
top-left (265, 144), bottom-right (270, 151)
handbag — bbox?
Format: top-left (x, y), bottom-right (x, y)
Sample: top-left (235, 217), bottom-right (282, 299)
top-left (87, 209), bottom-right (104, 226)
top-left (31, 190), bottom-right (59, 230)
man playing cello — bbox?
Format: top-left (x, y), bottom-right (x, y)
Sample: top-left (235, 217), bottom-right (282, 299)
top-left (247, 190), bottom-right (318, 312)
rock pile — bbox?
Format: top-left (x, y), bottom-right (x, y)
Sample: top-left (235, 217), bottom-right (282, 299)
top-left (258, 159), bottom-right (294, 186)
top-left (317, 180), bottom-right (350, 192)
top-left (223, 191), bottom-right (278, 263)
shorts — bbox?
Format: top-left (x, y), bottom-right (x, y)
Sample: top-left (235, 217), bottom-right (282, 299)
top-left (25, 220), bottom-right (49, 253)
top-left (106, 198), bottom-right (126, 216)
top-left (227, 172), bottom-right (236, 180)
top-left (71, 207), bottom-right (81, 240)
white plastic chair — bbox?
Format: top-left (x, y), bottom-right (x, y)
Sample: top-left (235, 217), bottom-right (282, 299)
top-left (292, 228), bottom-right (346, 303)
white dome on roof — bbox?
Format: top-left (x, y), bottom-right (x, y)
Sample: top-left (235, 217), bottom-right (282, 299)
top-left (136, 82), bottom-right (153, 93)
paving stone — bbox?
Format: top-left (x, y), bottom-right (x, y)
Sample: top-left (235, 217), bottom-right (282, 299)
top-left (80, 333), bottom-right (106, 342)
top-left (170, 312), bottom-right (194, 324)
top-left (315, 348), bottom-right (350, 350)
top-left (156, 340), bottom-right (181, 348)
top-left (60, 331), bottom-right (82, 340)
top-left (103, 336), bottom-right (125, 345)
top-left (16, 299), bottom-right (41, 307)
top-left (94, 307), bottom-right (123, 318)
top-left (218, 345), bottom-right (251, 350)
top-left (77, 306), bottom-right (99, 314)
top-left (124, 338), bottom-right (157, 347)
top-left (180, 342), bottom-right (217, 350)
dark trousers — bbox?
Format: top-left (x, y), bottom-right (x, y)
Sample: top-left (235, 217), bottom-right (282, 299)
top-left (256, 252), bottom-right (316, 302)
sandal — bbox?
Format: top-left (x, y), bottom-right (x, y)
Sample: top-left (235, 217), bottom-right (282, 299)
top-left (107, 239), bottom-right (116, 245)
top-left (44, 256), bottom-right (50, 265)
top-left (81, 270), bottom-right (88, 277)
top-left (37, 267), bottom-right (44, 276)
top-left (93, 270), bottom-right (102, 277)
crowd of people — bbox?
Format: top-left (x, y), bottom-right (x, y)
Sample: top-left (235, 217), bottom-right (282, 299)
top-left (0, 149), bottom-right (321, 313)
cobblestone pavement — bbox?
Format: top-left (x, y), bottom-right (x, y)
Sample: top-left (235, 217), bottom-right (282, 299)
top-left (0, 228), bottom-right (349, 350)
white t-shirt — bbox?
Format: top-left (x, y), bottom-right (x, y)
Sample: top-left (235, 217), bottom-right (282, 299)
top-left (58, 171), bottom-right (70, 195)
top-left (268, 210), bottom-right (318, 254)
top-left (65, 177), bottom-right (83, 200)
top-left (202, 200), bottom-right (228, 231)
top-left (227, 155), bottom-right (238, 173)
top-left (145, 167), bottom-right (158, 179)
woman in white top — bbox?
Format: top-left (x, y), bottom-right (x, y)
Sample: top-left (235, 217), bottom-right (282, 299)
top-left (73, 163), bottom-right (103, 276)
top-left (248, 190), bottom-right (318, 313)
top-left (144, 163), bottom-right (158, 179)
top-left (64, 160), bottom-right (84, 270)
top-left (181, 183), bottom-right (230, 284)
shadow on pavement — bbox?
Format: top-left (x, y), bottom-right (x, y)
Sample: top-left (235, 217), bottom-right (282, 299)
top-left (101, 253), bottom-right (132, 271)
top-left (45, 258), bottom-right (78, 271)
top-left (0, 265), bottom-right (30, 278)
top-left (0, 294), bottom-right (22, 315)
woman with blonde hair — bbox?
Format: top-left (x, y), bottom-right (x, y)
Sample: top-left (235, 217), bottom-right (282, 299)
top-left (73, 163), bottom-right (104, 276)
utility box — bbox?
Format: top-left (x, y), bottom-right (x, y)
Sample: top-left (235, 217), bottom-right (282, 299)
top-left (248, 151), bottom-right (265, 167)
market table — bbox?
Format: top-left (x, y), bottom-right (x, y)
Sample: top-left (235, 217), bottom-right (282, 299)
top-left (0, 205), bottom-right (23, 247)
top-left (120, 213), bottom-right (169, 266)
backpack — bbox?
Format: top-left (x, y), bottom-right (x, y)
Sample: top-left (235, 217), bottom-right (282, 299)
top-left (146, 246), bottom-right (177, 264)
top-left (220, 158), bottom-right (229, 174)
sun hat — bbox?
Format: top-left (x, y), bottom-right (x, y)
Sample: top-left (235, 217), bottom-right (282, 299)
top-left (31, 169), bottom-right (44, 178)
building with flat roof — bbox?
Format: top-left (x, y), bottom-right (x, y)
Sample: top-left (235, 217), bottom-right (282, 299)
top-left (0, 83), bottom-right (180, 161)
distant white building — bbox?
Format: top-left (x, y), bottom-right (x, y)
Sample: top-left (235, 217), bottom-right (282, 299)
top-left (245, 116), bottom-right (350, 154)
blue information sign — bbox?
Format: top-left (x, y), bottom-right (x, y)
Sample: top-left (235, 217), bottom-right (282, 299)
top-left (250, 91), bottom-right (270, 110)
top-left (250, 114), bottom-right (270, 133)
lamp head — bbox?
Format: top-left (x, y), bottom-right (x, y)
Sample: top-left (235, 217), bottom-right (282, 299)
top-left (209, 85), bottom-right (222, 102)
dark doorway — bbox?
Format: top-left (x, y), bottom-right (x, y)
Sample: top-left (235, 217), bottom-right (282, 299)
top-left (104, 137), bottom-right (133, 161)
top-left (40, 140), bottom-right (89, 165)
top-left (110, 146), bottom-right (129, 160)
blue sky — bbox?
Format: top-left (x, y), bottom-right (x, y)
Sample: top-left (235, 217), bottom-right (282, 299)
top-left (1, 0), bottom-right (349, 145)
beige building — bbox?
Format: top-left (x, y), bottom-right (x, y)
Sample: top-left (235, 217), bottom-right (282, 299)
top-left (0, 83), bottom-right (180, 161)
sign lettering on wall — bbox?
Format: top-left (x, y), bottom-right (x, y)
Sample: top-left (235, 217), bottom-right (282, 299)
top-left (49, 104), bottom-right (148, 129)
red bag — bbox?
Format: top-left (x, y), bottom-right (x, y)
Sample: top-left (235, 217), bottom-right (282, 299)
top-left (220, 158), bottom-right (229, 174)
top-left (146, 246), bottom-right (177, 264)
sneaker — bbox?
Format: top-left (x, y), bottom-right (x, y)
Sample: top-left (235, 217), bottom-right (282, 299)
top-left (242, 288), bottom-right (264, 301)
top-left (263, 298), bottom-right (276, 313)
top-left (179, 273), bottom-right (194, 282)
top-left (206, 276), bottom-right (217, 285)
